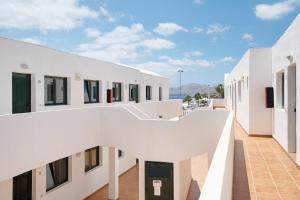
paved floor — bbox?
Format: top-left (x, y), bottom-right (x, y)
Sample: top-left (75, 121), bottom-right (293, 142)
top-left (85, 165), bottom-right (138, 200)
top-left (233, 120), bottom-right (300, 200)
top-left (85, 155), bottom-right (208, 200)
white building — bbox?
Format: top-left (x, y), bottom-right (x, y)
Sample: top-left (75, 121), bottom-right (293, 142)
top-left (0, 37), bottom-right (235, 200)
top-left (225, 13), bottom-right (300, 165)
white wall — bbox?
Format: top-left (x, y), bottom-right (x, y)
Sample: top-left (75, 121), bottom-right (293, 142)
top-left (249, 48), bottom-right (272, 135)
top-left (224, 48), bottom-right (272, 135)
top-left (0, 37), bottom-right (169, 200)
top-left (224, 51), bottom-right (250, 133)
top-left (0, 103), bottom-right (230, 200)
top-left (272, 13), bottom-right (300, 164)
top-left (200, 112), bottom-right (234, 200)
top-left (0, 37), bottom-right (169, 115)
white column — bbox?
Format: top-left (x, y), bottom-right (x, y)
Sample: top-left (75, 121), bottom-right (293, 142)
top-left (173, 162), bottom-right (180, 200)
top-left (138, 159), bottom-right (145, 200)
top-left (108, 147), bottom-right (119, 200)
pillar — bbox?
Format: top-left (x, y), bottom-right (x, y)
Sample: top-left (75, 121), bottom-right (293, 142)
top-left (138, 159), bottom-right (145, 200)
top-left (108, 147), bottom-right (119, 200)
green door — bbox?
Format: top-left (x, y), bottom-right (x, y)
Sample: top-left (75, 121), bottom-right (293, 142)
top-left (133, 85), bottom-right (139, 103)
top-left (12, 73), bottom-right (31, 114)
top-left (13, 171), bottom-right (32, 200)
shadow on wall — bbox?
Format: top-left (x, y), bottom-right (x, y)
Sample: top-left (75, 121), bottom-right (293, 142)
top-left (186, 179), bottom-right (201, 200)
top-left (233, 140), bottom-right (250, 200)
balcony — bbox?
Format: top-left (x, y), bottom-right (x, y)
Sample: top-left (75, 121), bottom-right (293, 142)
top-left (0, 100), bottom-right (234, 200)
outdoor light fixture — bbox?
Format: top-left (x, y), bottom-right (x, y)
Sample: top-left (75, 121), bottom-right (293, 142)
top-left (75, 73), bottom-right (82, 80)
top-left (286, 55), bottom-right (294, 64)
top-left (20, 63), bottom-right (29, 69)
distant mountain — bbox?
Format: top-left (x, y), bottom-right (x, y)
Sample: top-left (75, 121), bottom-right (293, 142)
top-left (169, 83), bottom-right (216, 96)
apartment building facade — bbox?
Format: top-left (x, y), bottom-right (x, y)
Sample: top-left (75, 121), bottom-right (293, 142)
top-left (0, 37), bottom-right (171, 200)
top-left (225, 13), bottom-right (300, 166)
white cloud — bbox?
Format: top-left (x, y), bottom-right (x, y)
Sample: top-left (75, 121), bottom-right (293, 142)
top-left (255, 0), bottom-right (299, 20)
top-left (77, 23), bottom-right (176, 62)
top-left (206, 24), bottom-right (229, 35)
top-left (135, 54), bottom-right (236, 77)
top-left (192, 27), bottom-right (204, 33)
top-left (218, 56), bottom-right (236, 63)
top-left (85, 28), bottom-right (102, 38)
top-left (184, 51), bottom-right (203, 58)
top-left (20, 38), bottom-right (43, 45)
top-left (242, 33), bottom-right (254, 41)
top-left (0, 0), bottom-right (98, 31)
top-left (99, 6), bottom-right (115, 22)
top-left (141, 39), bottom-right (175, 50)
top-left (154, 23), bottom-right (188, 36)
top-left (194, 0), bottom-right (204, 5)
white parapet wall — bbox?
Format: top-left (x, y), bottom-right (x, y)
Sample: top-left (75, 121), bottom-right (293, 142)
top-left (0, 101), bottom-right (230, 200)
top-left (200, 111), bottom-right (234, 200)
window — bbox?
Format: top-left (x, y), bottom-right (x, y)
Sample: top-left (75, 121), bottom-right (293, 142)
top-left (146, 85), bottom-right (152, 100)
top-left (129, 84), bottom-right (138, 102)
top-left (85, 146), bottom-right (101, 172)
top-left (159, 87), bottom-right (162, 101)
top-left (84, 80), bottom-right (99, 103)
top-left (276, 72), bottom-right (285, 108)
top-left (112, 82), bottom-right (122, 102)
top-left (46, 157), bottom-right (68, 192)
top-left (238, 81), bottom-right (242, 102)
top-left (118, 150), bottom-right (124, 158)
top-left (45, 76), bottom-right (67, 105)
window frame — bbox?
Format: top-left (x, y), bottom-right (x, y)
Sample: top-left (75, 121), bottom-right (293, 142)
top-left (129, 84), bottom-right (138, 102)
top-left (276, 72), bottom-right (285, 109)
top-left (159, 86), bottom-right (162, 101)
top-left (85, 146), bottom-right (101, 172)
top-left (112, 82), bottom-right (122, 102)
top-left (46, 157), bottom-right (69, 192)
top-left (146, 85), bottom-right (152, 101)
top-left (44, 76), bottom-right (68, 106)
top-left (84, 80), bottom-right (100, 104)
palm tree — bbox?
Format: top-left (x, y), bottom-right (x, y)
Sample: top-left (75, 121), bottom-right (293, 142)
top-left (183, 95), bottom-right (192, 104)
top-left (215, 84), bottom-right (224, 98)
top-left (194, 93), bottom-right (201, 105)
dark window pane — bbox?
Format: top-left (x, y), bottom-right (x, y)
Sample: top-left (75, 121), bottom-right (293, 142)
top-left (146, 85), bottom-right (151, 100)
top-left (85, 146), bottom-right (100, 172)
top-left (46, 157), bottom-right (68, 191)
top-left (45, 76), bottom-right (67, 105)
top-left (112, 82), bottom-right (122, 102)
top-left (84, 80), bottom-right (99, 103)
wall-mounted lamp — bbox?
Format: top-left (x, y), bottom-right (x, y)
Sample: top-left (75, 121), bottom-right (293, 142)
top-left (286, 55), bottom-right (294, 64)
top-left (20, 63), bottom-right (29, 69)
top-left (75, 73), bottom-right (82, 80)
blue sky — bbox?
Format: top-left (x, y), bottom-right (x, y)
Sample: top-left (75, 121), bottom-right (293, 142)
top-left (0, 0), bottom-right (299, 86)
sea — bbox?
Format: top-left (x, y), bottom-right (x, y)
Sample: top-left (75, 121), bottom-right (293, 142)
top-left (169, 95), bottom-right (185, 100)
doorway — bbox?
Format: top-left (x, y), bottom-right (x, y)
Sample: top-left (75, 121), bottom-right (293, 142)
top-left (288, 64), bottom-right (296, 153)
top-left (12, 73), bottom-right (31, 114)
top-left (13, 171), bottom-right (32, 200)
top-left (145, 161), bottom-right (173, 200)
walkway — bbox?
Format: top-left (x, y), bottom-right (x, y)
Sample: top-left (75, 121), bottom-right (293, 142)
top-left (233, 120), bottom-right (300, 200)
top-left (85, 155), bottom-right (208, 200)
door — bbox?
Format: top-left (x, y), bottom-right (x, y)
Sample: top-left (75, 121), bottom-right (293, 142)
top-left (145, 161), bottom-right (173, 200)
top-left (12, 73), bottom-right (31, 114)
top-left (288, 65), bottom-right (296, 153)
top-left (134, 85), bottom-right (139, 103)
top-left (13, 171), bottom-right (32, 200)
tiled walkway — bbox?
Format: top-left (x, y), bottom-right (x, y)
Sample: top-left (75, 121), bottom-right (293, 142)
top-left (233, 120), bottom-right (300, 200)
top-left (85, 155), bottom-right (208, 200)
top-left (85, 165), bottom-right (138, 200)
